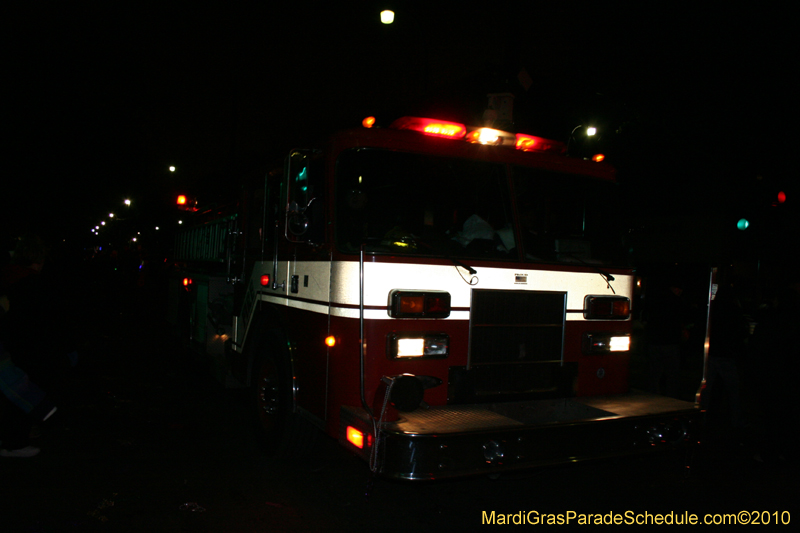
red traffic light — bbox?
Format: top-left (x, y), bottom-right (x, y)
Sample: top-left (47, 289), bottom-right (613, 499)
top-left (176, 194), bottom-right (198, 211)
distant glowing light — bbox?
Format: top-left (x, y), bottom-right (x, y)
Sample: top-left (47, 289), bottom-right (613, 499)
top-left (777, 191), bottom-right (786, 203)
top-left (109, 213), bottom-right (114, 218)
top-left (362, 116), bottom-right (376, 128)
top-left (737, 218), bottom-right (750, 231)
top-left (101, 221), bottom-right (106, 226)
top-left (380, 10), bottom-right (394, 24)
top-left (169, 166), bottom-right (176, 172)
top-left (587, 127), bottom-right (597, 136)
top-left (178, 220), bottom-right (183, 225)
top-left (155, 226), bottom-right (160, 230)
top-left (124, 198), bottom-right (131, 206)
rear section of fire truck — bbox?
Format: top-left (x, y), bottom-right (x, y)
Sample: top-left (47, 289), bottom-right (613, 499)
top-left (169, 116), bottom-right (702, 480)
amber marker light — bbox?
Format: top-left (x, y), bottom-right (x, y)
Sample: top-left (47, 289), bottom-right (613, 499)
top-left (346, 426), bottom-right (364, 449)
top-left (362, 116), bottom-right (376, 128)
top-left (325, 335), bottom-right (336, 348)
top-left (592, 154), bottom-right (605, 162)
top-left (177, 195), bottom-right (187, 205)
top-left (389, 290), bottom-right (451, 318)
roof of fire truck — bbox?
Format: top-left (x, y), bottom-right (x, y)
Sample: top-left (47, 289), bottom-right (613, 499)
top-left (326, 115), bottom-right (616, 182)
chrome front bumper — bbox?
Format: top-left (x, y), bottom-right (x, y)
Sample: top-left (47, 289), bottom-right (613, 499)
top-left (339, 391), bottom-right (703, 480)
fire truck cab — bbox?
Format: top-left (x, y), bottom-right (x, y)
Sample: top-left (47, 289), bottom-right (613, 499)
top-left (168, 115), bottom-right (702, 480)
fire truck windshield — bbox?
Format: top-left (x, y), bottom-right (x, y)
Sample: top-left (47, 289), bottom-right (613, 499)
top-left (335, 149), bottom-right (628, 266)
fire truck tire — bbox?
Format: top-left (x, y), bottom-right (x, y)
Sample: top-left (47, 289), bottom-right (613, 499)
top-left (251, 340), bottom-right (318, 459)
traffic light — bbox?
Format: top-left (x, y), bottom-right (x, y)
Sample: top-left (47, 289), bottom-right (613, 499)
top-left (736, 218), bottom-right (750, 231)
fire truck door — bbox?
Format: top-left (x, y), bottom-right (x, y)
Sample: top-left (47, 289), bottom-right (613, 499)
top-left (283, 150), bottom-right (329, 422)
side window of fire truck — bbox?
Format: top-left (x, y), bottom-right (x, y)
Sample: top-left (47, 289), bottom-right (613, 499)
top-left (262, 170), bottom-right (282, 255)
top-left (285, 149), bottom-right (324, 243)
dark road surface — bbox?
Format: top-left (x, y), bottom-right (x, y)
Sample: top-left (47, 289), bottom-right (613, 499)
top-left (4, 281), bottom-right (797, 532)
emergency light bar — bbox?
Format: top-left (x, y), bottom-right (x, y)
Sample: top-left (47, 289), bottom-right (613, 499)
top-left (516, 134), bottom-right (567, 154)
top-left (465, 128), bottom-right (514, 146)
top-left (390, 116), bottom-right (467, 139)
top-left (387, 116), bottom-right (567, 154)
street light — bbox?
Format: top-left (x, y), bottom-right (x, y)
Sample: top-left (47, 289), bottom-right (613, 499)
top-left (380, 10), bottom-right (394, 24)
top-left (124, 198), bottom-right (131, 206)
top-left (169, 166), bottom-right (176, 172)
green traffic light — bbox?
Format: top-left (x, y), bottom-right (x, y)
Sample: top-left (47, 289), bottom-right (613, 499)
top-left (737, 218), bottom-right (750, 231)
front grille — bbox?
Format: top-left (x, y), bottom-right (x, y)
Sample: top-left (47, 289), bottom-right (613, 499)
top-left (469, 289), bottom-right (566, 365)
top-left (449, 289), bottom-right (573, 404)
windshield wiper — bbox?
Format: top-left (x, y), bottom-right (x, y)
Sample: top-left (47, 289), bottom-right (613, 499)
top-left (559, 252), bottom-right (616, 293)
top-left (450, 257), bottom-right (476, 275)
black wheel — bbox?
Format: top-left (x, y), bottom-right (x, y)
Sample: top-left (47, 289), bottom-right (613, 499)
top-left (250, 336), bottom-right (319, 459)
top-left (253, 353), bottom-right (291, 453)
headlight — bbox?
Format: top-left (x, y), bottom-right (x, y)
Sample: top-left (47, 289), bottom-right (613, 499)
top-left (387, 332), bottom-right (449, 359)
top-left (583, 333), bottom-right (631, 354)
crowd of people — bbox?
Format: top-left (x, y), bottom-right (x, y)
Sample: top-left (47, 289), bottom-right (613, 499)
top-left (641, 266), bottom-right (798, 464)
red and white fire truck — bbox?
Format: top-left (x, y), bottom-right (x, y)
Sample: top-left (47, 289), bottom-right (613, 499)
top-left (167, 114), bottom-right (702, 480)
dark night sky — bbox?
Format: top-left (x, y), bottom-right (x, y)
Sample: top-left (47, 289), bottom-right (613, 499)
top-left (4, 3), bottom-right (797, 263)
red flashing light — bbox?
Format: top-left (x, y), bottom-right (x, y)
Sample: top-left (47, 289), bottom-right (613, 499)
top-left (177, 194), bottom-right (198, 212)
top-left (777, 191), bottom-right (786, 204)
top-left (515, 133), bottom-right (567, 154)
top-left (390, 116), bottom-right (466, 139)
top-left (260, 274), bottom-right (270, 286)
